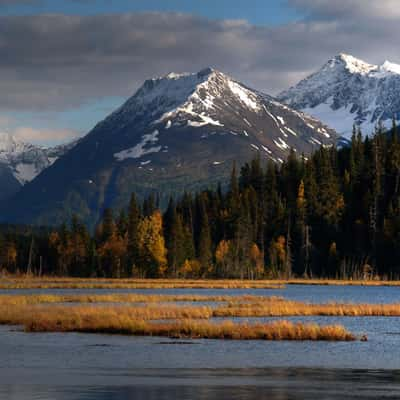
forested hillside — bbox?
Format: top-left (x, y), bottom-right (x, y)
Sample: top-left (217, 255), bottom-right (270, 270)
top-left (1, 124), bottom-right (400, 279)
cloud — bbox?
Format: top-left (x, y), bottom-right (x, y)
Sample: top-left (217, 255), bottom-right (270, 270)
top-left (12, 126), bottom-right (77, 144)
top-left (0, 115), bottom-right (77, 144)
top-left (288, 0), bottom-right (400, 20)
top-left (0, 115), bottom-right (13, 127)
top-left (0, 3), bottom-right (399, 113)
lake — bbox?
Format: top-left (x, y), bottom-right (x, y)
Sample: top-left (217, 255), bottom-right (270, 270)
top-left (1, 284), bottom-right (400, 399)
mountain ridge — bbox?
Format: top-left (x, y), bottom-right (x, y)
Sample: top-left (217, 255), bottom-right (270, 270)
top-left (1, 67), bottom-right (337, 227)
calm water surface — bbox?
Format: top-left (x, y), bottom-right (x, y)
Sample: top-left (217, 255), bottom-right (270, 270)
top-left (1, 285), bottom-right (400, 399)
top-left (3, 283), bottom-right (400, 303)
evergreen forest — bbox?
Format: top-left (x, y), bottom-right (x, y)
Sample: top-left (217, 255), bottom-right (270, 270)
top-left (2, 125), bottom-right (400, 280)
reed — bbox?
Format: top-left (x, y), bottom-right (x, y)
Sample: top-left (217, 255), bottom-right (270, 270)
top-left (213, 299), bottom-right (400, 317)
top-left (0, 293), bottom-right (261, 305)
top-left (1, 276), bottom-right (400, 289)
top-left (0, 278), bottom-right (284, 290)
top-left (21, 307), bottom-right (354, 341)
top-left (2, 294), bottom-right (400, 317)
top-left (0, 297), bottom-right (363, 340)
top-left (0, 304), bottom-right (214, 325)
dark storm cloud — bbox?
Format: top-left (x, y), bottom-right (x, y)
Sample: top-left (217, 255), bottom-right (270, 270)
top-left (1, 1), bottom-right (400, 111)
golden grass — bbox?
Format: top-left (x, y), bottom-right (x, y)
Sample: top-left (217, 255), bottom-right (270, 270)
top-left (0, 304), bottom-right (215, 326)
top-left (2, 276), bottom-right (400, 289)
top-left (213, 298), bottom-right (400, 317)
top-left (0, 293), bottom-right (260, 306)
top-left (1, 294), bottom-right (400, 317)
top-left (19, 306), bottom-right (354, 341)
top-left (0, 293), bottom-right (366, 340)
top-left (0, 277), bottom-right (283, 289)
top-left (286, 279), bottom-right (400, 286)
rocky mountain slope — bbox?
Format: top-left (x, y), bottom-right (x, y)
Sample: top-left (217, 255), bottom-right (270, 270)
top-left (1, 68), bottom-right (336, 226)
top-left (278, 53), bottom-right (400, 138)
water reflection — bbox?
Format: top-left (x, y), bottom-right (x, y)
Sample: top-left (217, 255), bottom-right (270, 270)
top-left (2, 368), bottom-right (400, 399)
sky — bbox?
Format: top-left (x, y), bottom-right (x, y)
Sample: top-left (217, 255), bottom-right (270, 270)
top-left (1, 0), bottom-right (400, 146)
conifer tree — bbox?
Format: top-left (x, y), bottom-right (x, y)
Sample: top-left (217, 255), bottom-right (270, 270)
top-left (197, 195), bottom-right (212, 275)
top-left (127, 193), bottom-right (141, 275)
top-left (165, 203), bottom-right (186, 276)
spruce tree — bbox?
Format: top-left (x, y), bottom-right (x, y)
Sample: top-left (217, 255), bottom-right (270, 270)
top-left (197, 195), bottom-right (213, 275)
top-left (127, 193), bottom-right (141, 275)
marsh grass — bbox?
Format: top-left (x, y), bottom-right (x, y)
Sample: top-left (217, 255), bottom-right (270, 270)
top-left (1, 294), bottom-right (400, 317)
top-left (0, 304), bottom-right (214, 326)
top-left (213, 299), bottom-right (400, 317)
top-left (2, 292), bottom-right (394, 340)
top-left (21, 307), bottom-right (354, 341)
top-left (1, 276), bottom-right (400, 289)
top-left (0, 293), bottom-right (260, 306)
top-left (0, 278), bottom-right (284, 289)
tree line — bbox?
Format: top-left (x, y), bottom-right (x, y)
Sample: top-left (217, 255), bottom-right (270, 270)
top-left (2, 123), bottom-right (400, 279)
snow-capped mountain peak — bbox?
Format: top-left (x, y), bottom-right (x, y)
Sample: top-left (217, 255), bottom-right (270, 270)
top-left (0, 132), bottom-right (29, 155)
top-left (335, 53), bottom-right (376, 75)
top-left (110, 67), bottom-right (262, 122)
top-left (0, 132), bottom-right (76, 186)
top-left (101, 67), bottom-right (274, 138)
top-left (379, 60), bottom-right (400, 75)
top-left (278, 54), bottom-right (400, 138)
top-left (103, 68), bottom-right (216, 128)
top-left (106, 67), bottom-right (336, 164)
top-left (151, 68), bottom-right (264, 127)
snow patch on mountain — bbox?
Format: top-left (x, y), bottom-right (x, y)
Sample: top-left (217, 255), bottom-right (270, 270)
top-left (15, 163), bottom-right (38, 184)
top-left (227, 80), bottom-right (260, 111)
top-left (302, 99), bottom-right (360, 137)
top-left (274, 137), bottom-right (289, 150)
top-left (187, 115), bottom-right (223, 128)
top-left (284, 126), bottom-right (298, 137)
top-left (114, 130), bottom-right (161, 160)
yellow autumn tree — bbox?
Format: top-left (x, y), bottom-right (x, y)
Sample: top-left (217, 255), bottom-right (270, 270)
top-left (215, 239), bottom-right (231, 277)
top-left (97, 231), bottom-right (127, 278)
top-left (0, 241), bottom-right (17, 272)
top-left (296, 180), bottom-right (305, 210)
top-left (137, 210), bottom-right (167, 277)
top-left (249, 243), bottom-right (264, 279)
top-left (178, 259), bottom-right (201, 278)
top-left (269, 236), bottom-right (286, 277)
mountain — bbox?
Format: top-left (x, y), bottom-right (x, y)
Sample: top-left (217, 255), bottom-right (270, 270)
top-left (0, 133), bottom-right (77, 200)
top-left (278, 53), bottom-right (400, 138)
top-left (1, 68), bottom-right (336, 227)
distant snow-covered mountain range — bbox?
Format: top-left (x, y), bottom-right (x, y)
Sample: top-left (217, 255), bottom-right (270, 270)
top-left (0, 132), bottom-right (77, 184)
top-left (0, 132), bottom-right (77, 200)
top-left (278, 53), bottom-right (400, 138)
